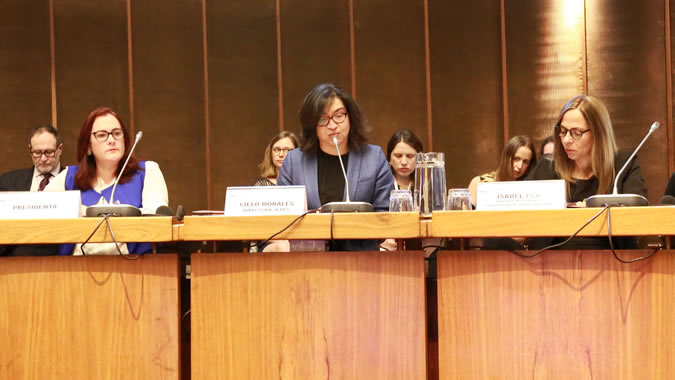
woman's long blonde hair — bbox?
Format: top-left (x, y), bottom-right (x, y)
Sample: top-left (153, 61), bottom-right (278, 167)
top-left (258, 131), bottom-right (299, 179)
top-left (552, 95), bottom-right (618, 194)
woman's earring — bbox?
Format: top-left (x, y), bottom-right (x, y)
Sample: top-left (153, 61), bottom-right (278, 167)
top-left (87, 150), bottom-right (92, 156)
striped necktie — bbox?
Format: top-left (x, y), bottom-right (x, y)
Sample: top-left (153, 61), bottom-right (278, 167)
top-left (38, 173), bottom-right (52, 191)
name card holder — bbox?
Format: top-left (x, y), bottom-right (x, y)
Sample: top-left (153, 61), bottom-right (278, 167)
top-left (224, 186), bottom-right (307, 216)
top-left (0, 190), bottom-right (81, 219)
top-left (476, 180), bottom-right (566, 210)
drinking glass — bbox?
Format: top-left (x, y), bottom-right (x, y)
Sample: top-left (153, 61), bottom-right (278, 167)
top-left (447, 188), bottom-right (472, 210)
top-left (389, 190), bottom-right (414, 212)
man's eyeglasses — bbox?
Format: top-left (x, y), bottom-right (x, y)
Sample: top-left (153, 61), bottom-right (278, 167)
top-left (92, 128), bottom-right (124, 142)
top-left (272, 147), bottom-right (292, 155)
top-left (30, 149), bottom-right (58, 158)
top-left (556, 125), bottom-right (591, 140)
top-left (317, 112), bottom-right (347, 127)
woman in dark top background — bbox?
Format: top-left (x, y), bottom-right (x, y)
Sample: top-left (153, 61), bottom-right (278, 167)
top-left (527, 95), bottom-right (647, 249)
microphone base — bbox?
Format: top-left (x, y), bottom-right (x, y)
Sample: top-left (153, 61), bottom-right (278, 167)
top-left (320, 201), bottom-right (374, 213)
top-left (86, 204), bottom-right (142, 217)
top-left (585, 194), bottom-right (649, 207)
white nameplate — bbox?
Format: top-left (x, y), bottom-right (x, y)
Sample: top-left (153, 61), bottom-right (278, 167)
top-left (0, 190), bottom-right (81, 219)
top-left (476, 180), bottom-right (566, 210)
top-left (224, 186), bottom-right (307, 216)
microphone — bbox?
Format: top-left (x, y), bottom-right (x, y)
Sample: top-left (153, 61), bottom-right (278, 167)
top-left (86, 131), bottom-right (144, 217)
top-left (586, 121), bottom-right (659, 207)
top-left (319, 136), bottom-right (374, 213)
top-left (660, 195), bottom-right (675, 205)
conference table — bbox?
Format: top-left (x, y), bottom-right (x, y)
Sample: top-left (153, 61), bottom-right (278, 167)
top-left (0, 207), bottom-right (673, 379)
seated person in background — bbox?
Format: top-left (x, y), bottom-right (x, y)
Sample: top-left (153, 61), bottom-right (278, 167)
top-left (251, 131), bottom-right (299, 252)
top-left (0, 125), bottom-right (64, 256)
top-left (468, 135), bottom-right (537, 207)
top-left (380, 129), bottom-right (424, 251)
top-left (665, 172), bottom-right (675, 198)
top-left (46, 107), bottom-right (169, 255)
top-left (540, 135), bottom-right (555, 157)
top-left (253, 131), bottom-right (299, 186)
top-left (526, 95), bottom-right (647, 249)
top-left (278, 83), bottom-right (393, 251)
top-left (387, 129), bottom-right (424, 191)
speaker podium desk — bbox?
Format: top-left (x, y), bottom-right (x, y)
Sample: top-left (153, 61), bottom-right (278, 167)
top-left (0, 217), bottom-right (179, 380)
top-left (431, 207), bottom-right (675, 380)
top-left (183, 212), bottom-right (428, 380)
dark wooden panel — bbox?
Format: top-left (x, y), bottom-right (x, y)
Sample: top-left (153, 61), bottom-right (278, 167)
top-left (587, 0), bottom-right (668, 204)
top-left (130, 0), bottom-right (206, 213)
top-left (429, 1), bottom-right (503, 189)
top-left (0, 0), bottom-right (52, 173)
top-left (505, 0), bottom-right (585, 145)
top-left (280, 0), bottom-right (352, 133)
top-left (207, 0), bottom-right (278, 208)
top-left (353, 0), bottom-right (428, 150)
top-left (670, 0), bottom-right (675, 176)
top-left (53, 0), bottom-right (129, 166)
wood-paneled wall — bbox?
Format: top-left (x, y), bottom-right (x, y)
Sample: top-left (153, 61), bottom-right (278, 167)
top-left (1, 0), bottom-right (673, 211)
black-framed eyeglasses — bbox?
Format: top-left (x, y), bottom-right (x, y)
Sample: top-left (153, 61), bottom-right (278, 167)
top-left (556, 125), bottom-right (591, 140)
top-left (92, 128), bottom-right (124, 142)
top-left (30, 149), bottom-right (58, 158)
top-left (317, 112), bottom-right (348, 127)
top-left (272, 147), bottom-right (292, 155)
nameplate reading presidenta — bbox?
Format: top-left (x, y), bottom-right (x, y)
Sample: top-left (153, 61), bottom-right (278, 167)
top-left (0, 190), bottom-right (81, 219)
top-left (476, 180), bottom-right (566, 210)
top-left (224, 186), bottom-right (307, 216)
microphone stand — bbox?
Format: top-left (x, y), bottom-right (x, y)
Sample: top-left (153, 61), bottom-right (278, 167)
top-left (86, 131), bottom-right (144, 217)
top-left (585, 122), bottom-right (659, 207)
top-left (319, 136), bottom-right (374, 213)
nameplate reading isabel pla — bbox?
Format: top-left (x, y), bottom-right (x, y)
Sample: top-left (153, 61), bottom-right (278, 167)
top-left (224, 186), bottom-right (307, 216)
top-left (476, 180), bottom-right (566, 210)
top-left (0, 190), bottom-right (81, 219)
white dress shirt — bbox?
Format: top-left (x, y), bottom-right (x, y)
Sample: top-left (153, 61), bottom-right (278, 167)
top-left (30, 164), bottom-right (61, 192)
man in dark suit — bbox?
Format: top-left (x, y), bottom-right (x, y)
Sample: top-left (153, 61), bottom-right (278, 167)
top-left (0, 125), bottom-right (64, 256)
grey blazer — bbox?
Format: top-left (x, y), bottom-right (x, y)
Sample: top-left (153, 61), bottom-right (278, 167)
top-left (278, 144), bottom-right (394, 250)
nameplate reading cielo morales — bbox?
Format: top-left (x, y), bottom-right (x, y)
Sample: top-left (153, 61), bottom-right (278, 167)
top-left (0, 190), bottom-right (81, 219)
top-left (224, 186), bottom-right (307, 216)
top-left (476, 180), bottom-right (566, 210)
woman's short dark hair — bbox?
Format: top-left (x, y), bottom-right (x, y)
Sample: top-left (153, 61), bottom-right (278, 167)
top-left (298, 83), bottom-right (369, 153)
top-left (386, 129), bottom-right (424, 160)
top-left (386, 129), bottom-right (424, 181)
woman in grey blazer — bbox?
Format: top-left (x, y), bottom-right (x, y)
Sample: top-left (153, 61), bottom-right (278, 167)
top-left (278, 83), bottom-right (393, 251)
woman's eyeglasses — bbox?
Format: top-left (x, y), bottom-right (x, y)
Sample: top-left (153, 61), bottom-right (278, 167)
top-left (556, 125), bottom-right (591, 140)
top-left (92, 128), bottom-right (124, 142)
top-left (317, 112), bottom-right (347, 127)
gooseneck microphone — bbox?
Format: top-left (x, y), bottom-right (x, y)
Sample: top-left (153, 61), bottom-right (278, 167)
top-left (86, 131), bottom-right (144, 217)
top-left (586, 121), bottom-right (660, 207)
top-left (319, 136), bottom-right (374, 213)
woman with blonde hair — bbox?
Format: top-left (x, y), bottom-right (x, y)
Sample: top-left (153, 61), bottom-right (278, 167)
top-left (254, 131), bottom-right (299, 186)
